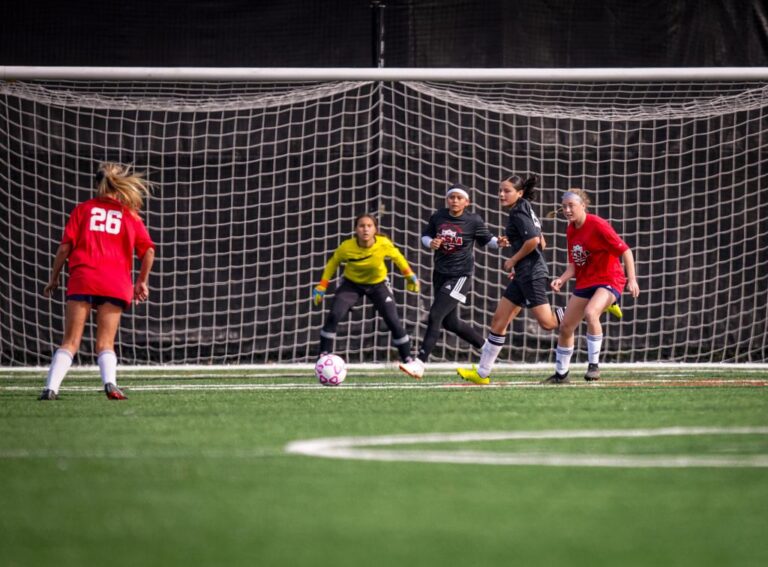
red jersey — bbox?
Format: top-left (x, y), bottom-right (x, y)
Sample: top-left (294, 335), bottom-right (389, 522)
top-left (567, 214), bottom-right (629, 291)
top-left (61, 196), bottom-right (155, 303)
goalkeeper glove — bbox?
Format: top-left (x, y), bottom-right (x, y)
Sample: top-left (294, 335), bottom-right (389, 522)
top-left (313, 284), bottom-right (327, 306)
top-left (406, 273), bottom-right (420, 293)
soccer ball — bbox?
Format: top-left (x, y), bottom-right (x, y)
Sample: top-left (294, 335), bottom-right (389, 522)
top-left (315, 353), bottom-right (347, 386)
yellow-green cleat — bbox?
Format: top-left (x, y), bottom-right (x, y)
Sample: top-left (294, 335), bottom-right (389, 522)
top-left (456, 366), bottom-right (490, 385)
top-left (605, 302), bottom-right (623, 319)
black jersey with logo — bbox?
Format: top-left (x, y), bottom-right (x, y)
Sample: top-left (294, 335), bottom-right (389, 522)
top-left (423, 208), bottom-right (494, 277)
top-left (505, 199), bottom-right (549, 283)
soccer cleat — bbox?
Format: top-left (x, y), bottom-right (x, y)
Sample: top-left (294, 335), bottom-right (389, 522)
top-left (554, 306), bottom-right (565, 326)
top-left (584, 363), bottom-right (600, 381)
top-left (605, 303), bottom-right (623, 319)
top-left (104, 383), bottom-right (127, 400)
top-left (39, 388), bottom-right (58, 400)
top-left (398, 358), bottom-right (425, 380)
top-left (456, 366), bottom-right (490, 385)
top-left (541, 371), bottom-right (570, 385)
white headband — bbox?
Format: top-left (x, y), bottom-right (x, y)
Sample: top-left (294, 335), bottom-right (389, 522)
top-left (446, 187), bottom-right (470, 200)
top-left (561, 191), bottom-right (583, 202)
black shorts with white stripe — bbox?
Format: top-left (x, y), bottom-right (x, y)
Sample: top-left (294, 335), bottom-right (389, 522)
top-left (432, 273), bottom-right (472, 304)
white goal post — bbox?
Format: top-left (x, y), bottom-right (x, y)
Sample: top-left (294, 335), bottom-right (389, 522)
top-left (1, 66), bottom-right (767, 366)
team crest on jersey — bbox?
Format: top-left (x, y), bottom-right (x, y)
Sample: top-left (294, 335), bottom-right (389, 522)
top-left (438, 224), bottom-right (463, 252)
top-left (571, 244), bottom-right (590, 266)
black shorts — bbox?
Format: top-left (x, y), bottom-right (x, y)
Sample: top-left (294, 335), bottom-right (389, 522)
top-left (433, 273), bottom-right (472, 304)
top-left (67, 294), bottom-right (128, 310)
top-left (502, 277), bottom-right (550, 308)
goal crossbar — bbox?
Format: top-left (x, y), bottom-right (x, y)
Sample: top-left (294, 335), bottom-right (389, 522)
top-left (3, 66), bottom-right (768, 82)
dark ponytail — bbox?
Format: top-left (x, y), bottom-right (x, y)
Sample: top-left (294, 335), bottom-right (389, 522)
top-left (502, 173), bottom-right (539, 201)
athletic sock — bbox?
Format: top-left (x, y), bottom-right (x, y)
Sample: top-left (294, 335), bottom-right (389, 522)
top-left (45, 348), bottom-right (74, 394)
top-left (478, 332), bottom-right (505, 378)
top-left (587, 334), bottom-right (603, 365)
top-left (98, 350), bottom-right (118, 387)
top-left (555, 344), bottom-right (574, 376)
top-left (394, 334), bottom-right (412, 362)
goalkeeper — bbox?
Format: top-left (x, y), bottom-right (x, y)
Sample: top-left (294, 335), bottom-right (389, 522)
top-left (313, 214), bottom-right (420, 363)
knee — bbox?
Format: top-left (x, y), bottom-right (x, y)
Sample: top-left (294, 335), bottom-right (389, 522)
top-left (427, 313), bottom-right (444, 329)
top-left (583, 307), bottom-right (602, 325)
top-left (540, 319), bottom-right (558, 332)
top-left (558, 323), bottom-right (577, 338)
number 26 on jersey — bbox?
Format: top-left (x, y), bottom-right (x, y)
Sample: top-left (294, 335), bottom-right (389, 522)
top-left (89, 207), bottom-right (122, 234)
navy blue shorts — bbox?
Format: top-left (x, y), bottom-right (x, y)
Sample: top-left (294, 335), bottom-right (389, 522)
top-left (67, 294), bottom-right (128, 310)
top-left (573, 285), bottom-right (621, 303)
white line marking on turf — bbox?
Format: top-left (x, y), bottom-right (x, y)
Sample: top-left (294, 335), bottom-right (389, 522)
top-left (284, 427), bottom-right (768, 468)
top-left (2, 379), bottom-right (767, 393)
top-left (0, 448), bottom-right (283, 460)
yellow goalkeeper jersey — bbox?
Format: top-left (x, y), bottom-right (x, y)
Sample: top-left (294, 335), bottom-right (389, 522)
top-left (320, 235), bottom-right (413, 286)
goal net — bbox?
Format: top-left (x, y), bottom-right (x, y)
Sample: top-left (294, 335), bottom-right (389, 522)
top-left (1, 69), bottom-right (767, 365)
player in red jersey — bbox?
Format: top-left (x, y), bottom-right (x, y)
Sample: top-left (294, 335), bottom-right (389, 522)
top-left (39, 163), bottom-right (156, 400)
top-left (543, 189), bottom-right (640, 384)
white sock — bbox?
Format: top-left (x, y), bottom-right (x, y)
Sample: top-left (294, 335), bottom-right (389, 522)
top-left (45, 349), bottom-right (73, 393)
top-left (478, 333), bottom-right (505, 378)
top-left (587, 334), bottom-right (603, 365)
top-left (98, 350), bottom-right (118, 387)
top-left (555, 345), bottom-right (574, 375)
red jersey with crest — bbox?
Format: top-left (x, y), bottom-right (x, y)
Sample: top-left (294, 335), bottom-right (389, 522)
top-left (61, 196), bottom-right (155, 303)
top-left (566, 213), bottom-right (628, 291)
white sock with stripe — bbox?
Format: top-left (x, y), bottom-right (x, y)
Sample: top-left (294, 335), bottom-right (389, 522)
top-left (555, 345), bottom-right (574, 375)
top-left (45, 348), bottom-right (73, 394)
top-left (478, 333), bottom-right (506, 378)
top-left (98, 350), bottom-right (118, 387)
top-left (587, 334), bottom-right (603, 365)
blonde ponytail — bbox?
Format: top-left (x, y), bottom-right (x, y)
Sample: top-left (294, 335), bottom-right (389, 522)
top-left (96, 162), bottom-right (151, 215)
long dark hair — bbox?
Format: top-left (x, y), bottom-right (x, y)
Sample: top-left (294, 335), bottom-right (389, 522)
top-left (354, 213), bottom-right (378, 230)
top-left (502, 173), bottom-right (538, 201)
top-left (353, 213), bottom-right (387, 240)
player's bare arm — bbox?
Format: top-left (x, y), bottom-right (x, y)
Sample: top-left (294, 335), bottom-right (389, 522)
top-left (43, 242), bottom-right (72, 297)
top-left (551, 263), bottom-right (575, 292)
top-left (622, 248), bottom-right (640, 298)
top-left (134, 248), bottom-right (156, 303)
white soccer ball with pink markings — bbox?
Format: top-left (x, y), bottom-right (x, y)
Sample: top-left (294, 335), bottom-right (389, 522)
top-left (314, 354), bottom-right (347, 386)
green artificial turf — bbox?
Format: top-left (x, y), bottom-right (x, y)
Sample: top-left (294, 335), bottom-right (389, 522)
top-left (1, 367), bottom-right (767, 567)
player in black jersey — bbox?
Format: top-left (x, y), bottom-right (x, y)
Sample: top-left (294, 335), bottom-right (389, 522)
top-left (399, 184), bottom-right (504, 379)
top-left (457, 174), bottom-right (562, 384)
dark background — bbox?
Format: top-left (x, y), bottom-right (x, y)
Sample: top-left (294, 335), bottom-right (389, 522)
top-left (1, 1), bottom-right (767, 365)
top-left (1, 0), bottom-right (767, 68)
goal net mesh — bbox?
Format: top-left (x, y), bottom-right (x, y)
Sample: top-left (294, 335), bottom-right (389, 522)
top-left (1, 76), bottom-right (766, 365)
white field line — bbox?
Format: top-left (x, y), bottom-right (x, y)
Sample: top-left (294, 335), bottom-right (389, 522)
top-left (2, 379), bottom-right (768, 392)
top-left (6, 362), bottom-right (768, 372)
top-left (0, 448), bottom-right (283, 460)
top-left (285, 427), bottom-right (768, 469)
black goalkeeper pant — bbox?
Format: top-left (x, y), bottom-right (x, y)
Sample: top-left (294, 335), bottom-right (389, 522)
top-left (319, 279), bottom-right (412, 362)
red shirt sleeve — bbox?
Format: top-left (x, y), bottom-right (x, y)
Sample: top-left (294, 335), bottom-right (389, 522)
top-left (593, 215), bottom-right (629, 256)
top-left (131, 213), bottom-right (155, 259)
